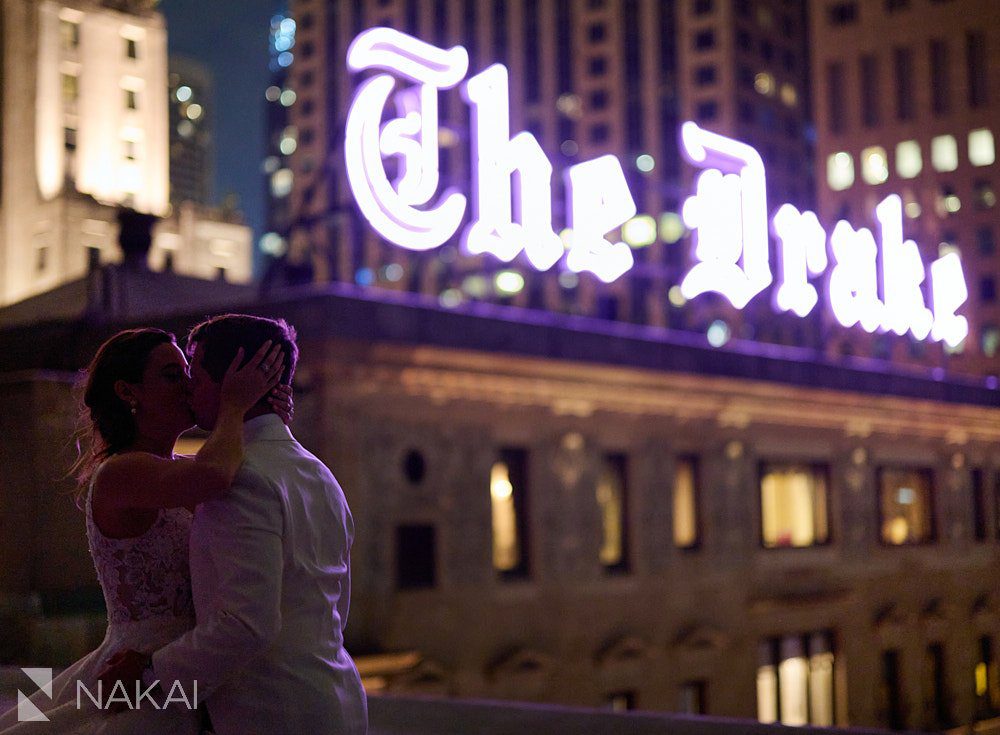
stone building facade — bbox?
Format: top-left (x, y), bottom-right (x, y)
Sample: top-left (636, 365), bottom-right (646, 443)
top-left (0, 290), bottom-right (997, 731)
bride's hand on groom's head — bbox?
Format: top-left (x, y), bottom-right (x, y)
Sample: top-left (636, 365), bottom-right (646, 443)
top-left (269, 384), bottom-right (294, 425)
top-left (220, 340), bottom-right (285, 412)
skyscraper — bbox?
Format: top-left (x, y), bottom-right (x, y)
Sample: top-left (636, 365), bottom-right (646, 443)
top-left (168, 55), bottom-right (214, 206)
top-left (810, 0), bottom-right (1000, 377)
top-left (0, 0), bottom-right (253, 308)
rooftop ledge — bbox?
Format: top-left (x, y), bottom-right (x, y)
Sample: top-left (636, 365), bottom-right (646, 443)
top-left (367, 694), bottom-right (919, 735)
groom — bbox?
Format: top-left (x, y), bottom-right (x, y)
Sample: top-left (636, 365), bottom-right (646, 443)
top-left (101, 314), bottom-right (368, 734)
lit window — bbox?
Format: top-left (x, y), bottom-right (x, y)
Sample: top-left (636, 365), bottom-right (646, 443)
top-left (673, 456), bottom-right (699, 549)
top-left (758, 633), bottom-right (834, 726)
top-left (975, 181), bottom-right (997, 209)
top-left (937, 185), bottom-right (961, 215)
top-left (895, 140), bottom-right (922, 178)
top-left (780, 83), bottom-right (797, 107)
top-left (931, 135), bottom-right (958, 172)
top-left (879, 468), bottom-right (934, 544)
top-left (861, 146), bottom-right (889, 184)
top-left (491, 449), bottom-right (529, 577)
top-left (969, 129), bottom-right (996, 167)
top-left (622, 215), bottom-right (656, 247)
top-left (827, 152), bottom-right (854, 191)
top-left (61, 73), bottom-right (79, 104)
top-left (270, 168), bottom-right (293, 198)
top-left (597, 454), bottom-right (629, 573)
top-left (754, 72), bottom-right (776, 96)
top-left (760, 464), bottom-right (829, 548)
top-left (975, 636), bottom-right (1000, 714)
top-left (983, 328), bottom-right (1000, 359)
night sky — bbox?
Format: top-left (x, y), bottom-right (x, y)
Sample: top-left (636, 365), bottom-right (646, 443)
top-left (161, 0), bottom-right (281, 247)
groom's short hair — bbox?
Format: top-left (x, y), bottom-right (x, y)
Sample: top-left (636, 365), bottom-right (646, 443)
top-left (187, 314), bottom-right (299, 386)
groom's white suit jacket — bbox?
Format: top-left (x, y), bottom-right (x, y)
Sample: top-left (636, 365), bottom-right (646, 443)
top-left (153, 414), bottom-right (368, 735)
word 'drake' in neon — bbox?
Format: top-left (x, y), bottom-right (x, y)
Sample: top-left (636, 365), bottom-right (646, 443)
top-left (681, 121), bottom-right (969, 347)
top-left (344, 29), bottom-right (969, 348)
top-left (345, 27), bottom-right (635, 281)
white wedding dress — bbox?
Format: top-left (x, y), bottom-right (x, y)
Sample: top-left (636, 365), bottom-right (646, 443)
top-left (0, 483), bottom-right (201, 734)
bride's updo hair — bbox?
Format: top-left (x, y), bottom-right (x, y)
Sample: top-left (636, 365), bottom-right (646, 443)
top-left (73, 328), bottom-right (177, 496)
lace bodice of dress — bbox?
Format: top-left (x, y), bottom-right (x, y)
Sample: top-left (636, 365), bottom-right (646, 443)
top-left (85, 484), bottom-right (194, 625)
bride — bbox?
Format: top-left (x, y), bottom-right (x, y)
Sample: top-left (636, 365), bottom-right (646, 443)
top-left (0, 328), bottom-right (288, 734)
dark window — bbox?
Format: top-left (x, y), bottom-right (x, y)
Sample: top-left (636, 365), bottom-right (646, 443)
top-left (125, 38), bottom-right (137, 59)
top-left (735, 0), bottom-right (750, 17)
top-left (782, 49), bottom-right (796, 71)
top-left (493, 0), bottom-right (508, 65)
top-left (931, 40), bottom-right (951, 115)
top-left (693, 0), bottom-right (713, 15)
top-left (975, 182), bottom-right (996, 210)
top-left (973, 468), bottom-right (987, 540)
top-left (980, 277), bottom-right (996, 303)
top-left (894, 48), bottom-right (915, 121)
top-left (678, 681), bottom-right (707, 714)
top-left (588, 23), bottom-right (606, 43)
top-left (588, 56), bottom-right (607, 75)
top-left (967, 32), bottom-right (988, 108)
top-left (588, 0), bottom-right (606, 7)
top-left (924, 643), bottom-right (951, 728)
top-left (64, 127), bottom-right (77, 152)
top-left (396, 525), bottom-right (436, 589)
top-left (35, 247), bottom-right (48, 273)
top-left (977, 226), bottom-right (996, 253)
top-left (828, 2), bottom-right (858, 25)
top-left (860, 55), bottom-right (880, 127)
top-left (738, 64), bottom-right (754, 87)
top-left (760, 40), bottom-right (774, 62)
top-left (696, 100), bottom-right (718, 121)
top-left (125, 89), bottom-right (137, 110)
top-left (298, 12), bottom-right (314, 29)
top-left (738, 100), bottom-right (754, 122)
top-left (301, 99), bottom-right (314, 116)
top-left (590, 90), bottom-right (608, 109)
top-left (695, 65), bottom-right (717, 86)
top-left (300, 41), bottom-right (314, 58)
top-left (827, 62), bottom-right (846, 133)
top-left (402, 450), bottom-right (426, 484)
top-left (589, 123), bottom-right (609, 143)
top-left (885, 0), bottom-right (909, 10)
top-left (883, 650), bottom-right (906, 730)
top-left (694, 29), bottom-right (716, 50)
top-left (525, 0), bottom-right (540, 102)
top-left (736, 30), bottom-right (752, 52)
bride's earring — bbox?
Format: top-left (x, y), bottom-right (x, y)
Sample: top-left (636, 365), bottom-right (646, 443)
top-left (130, 402), bottom-right (137, 416)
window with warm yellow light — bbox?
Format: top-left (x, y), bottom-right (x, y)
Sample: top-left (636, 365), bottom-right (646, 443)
top-left (491, 448), bottom-right (529, 577)
top-left (758, 633), bottom-right (834, 726)
top-left (879, 468), bottom-right (934, 544)
top-left (760, 463), bottom-right (829, 548)
top-left (673, 456), bottom-right (699, 549)
top-left (597, 453), bottom-right (629, 572)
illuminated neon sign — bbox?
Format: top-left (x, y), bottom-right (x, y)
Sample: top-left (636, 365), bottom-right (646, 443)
top-left (345, 28), bottom-right (969, 347)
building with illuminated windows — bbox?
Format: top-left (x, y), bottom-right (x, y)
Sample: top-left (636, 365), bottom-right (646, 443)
top-left (168, 55), bottom-right (213, 207)
top-left (0, 289), bottom-right (998, 732)
top-left (810, 0), bottom-right (1000, 377)
top-left (260, 12), bottom-right (299, 266)
top-left (0, 0), bottom-right (253, 309)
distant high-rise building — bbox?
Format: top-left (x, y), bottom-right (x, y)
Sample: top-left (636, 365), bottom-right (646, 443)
top-left (0, 0), bottom-right (253, 308)
top-left (810, 0), bottom-right (1000, 377)
top-left (284, 0), bottom-right (684, 326)
top-left (281, 1), bottom-right (825, 346)
top-left (168, 55), bottom-right (214, 206)
top-left (260, 11), bottom-right (296, 262)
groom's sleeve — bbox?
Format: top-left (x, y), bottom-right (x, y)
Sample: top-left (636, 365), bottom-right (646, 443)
top-left (151, 468), bottom-right (283, 698)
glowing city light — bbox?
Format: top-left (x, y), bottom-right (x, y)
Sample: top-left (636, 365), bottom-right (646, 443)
top-left (175, 85), bottom-right (192, 102)
top-left (339, 28), bottom-right (969, 349)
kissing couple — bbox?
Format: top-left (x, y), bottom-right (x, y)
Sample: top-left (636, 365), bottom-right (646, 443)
top-left (0, 314), bottom-right (368, 735)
